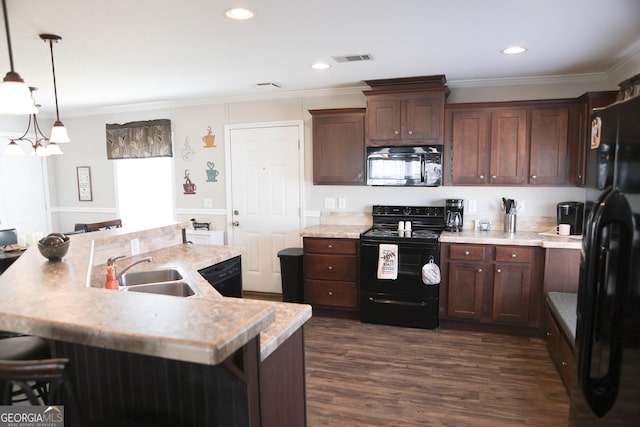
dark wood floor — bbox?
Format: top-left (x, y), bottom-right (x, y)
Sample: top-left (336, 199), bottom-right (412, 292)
top-left (303, 317), bottom-right (569, 427)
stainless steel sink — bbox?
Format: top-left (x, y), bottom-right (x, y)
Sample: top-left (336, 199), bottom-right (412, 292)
top-left (123, 281), bottom-right (196, 297)
top-left (118, 268), bottom-right (183, 287)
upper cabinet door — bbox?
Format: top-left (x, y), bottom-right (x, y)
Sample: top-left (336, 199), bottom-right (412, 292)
top-left (404, 94), bottom-right (445, 143)
top-left (310, 108), bottom-right (366, 185)
top-left (529, 107), bottom-right (569, 185)
top-left (365, 97), bottom-right (402, 143)
top-left (449, 109), bottom-right (490, 185)
top-left (489, 109), bottom-right (528, 185)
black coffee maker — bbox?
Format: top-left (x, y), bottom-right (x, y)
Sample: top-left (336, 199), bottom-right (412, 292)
top-left (445, 199), bottom-right (464, 232)
top-left (557, 201), bottom-right (584, 235)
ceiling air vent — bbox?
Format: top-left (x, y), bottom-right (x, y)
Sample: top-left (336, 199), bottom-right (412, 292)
top-left (254, 82), bottom-right (282, 89)
top-left (332, 54), bottom-right (374, 63)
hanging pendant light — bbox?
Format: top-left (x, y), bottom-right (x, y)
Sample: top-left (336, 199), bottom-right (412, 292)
top-left (0, 0), bottom-right (38, 114)
top-left (40, 33), bottom-right (70, 143)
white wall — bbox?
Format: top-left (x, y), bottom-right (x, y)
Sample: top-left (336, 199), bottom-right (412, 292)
top-left (44, 71), bottom-right (640, 234)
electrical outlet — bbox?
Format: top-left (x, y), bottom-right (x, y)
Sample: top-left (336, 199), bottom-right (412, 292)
top-left (324, 197), bottom-right (336, 210)
top-left (130, 238), bottom-right (140, 256)
top-left (338, 198), bottom-right (346, 209)
top-left (203, 198), bottom-right (213, 208)
top-left (468, 200), bottom-right (477, 213)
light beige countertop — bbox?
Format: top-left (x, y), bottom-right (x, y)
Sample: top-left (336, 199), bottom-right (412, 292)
top-left (440, 230), bottom-right (582, 249)
top-left (0, 224), bottom-right (311, 365)
top-left (300, 224), bottom-right (370, 239)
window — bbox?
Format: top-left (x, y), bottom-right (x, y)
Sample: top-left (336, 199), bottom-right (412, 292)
top-left (114, 157), bottom-right (174, 229)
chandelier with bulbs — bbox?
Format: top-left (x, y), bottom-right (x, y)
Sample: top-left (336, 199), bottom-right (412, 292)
top-left (0, 0), bottom-right (71, 156)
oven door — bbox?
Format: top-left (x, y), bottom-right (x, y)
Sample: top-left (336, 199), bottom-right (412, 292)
top-left (360, 239), bottom-right (440, 296)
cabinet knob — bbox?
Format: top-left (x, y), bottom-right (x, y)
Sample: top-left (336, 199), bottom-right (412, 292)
top-left (531, 175), bottom-right (537, 180)
top-left (328, 291), bottom-right (333, 296)
top-left (491, 175), bottom-right (497, 179)
top-left (496, 268), bottom-right (502, 273)
top-left (479, 175), bottom-right (485, 180)
top-left (327, 244), bottom-right (333, 249)
top-left (511, 253), bottom-right (517, 258)
top-left (545, 331), bottom-right (552, 337)
top-left (464, 250), bottom-right (470, 255)
top-left (327, 265), bottom-right (333, 270)
top-left (561, 361), bottom-right (568, 367)
top-left (408, 130), bottom-right (413, 135)
top-left (477, 268), bottom-right (483, 273)
top-left (394, 130), bottom-right (400, 135)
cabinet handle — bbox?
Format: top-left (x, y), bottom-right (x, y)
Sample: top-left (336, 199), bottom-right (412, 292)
top-left (327, 265), bottom-right (333, 270)
top-left (479, 174), bottom-right (485, 180)
top-left (561, 361), bottom-right (568, 367)
top-left (394, 130), bottom-right (400, 135)
top-left (477, 268), bottom-right (483, 273)
top-left (408, 130), bottom-right (413, 135)
top-left (511, 253), bottom-right (517, 258)
top-left (546, 331), bottom-right (552, 337)
top-left (496, 268), bottom-right (502, 273)
top-left (328, 291), bottom-right (333, 296)
top-left (464, 250), bottom-right (470, 256)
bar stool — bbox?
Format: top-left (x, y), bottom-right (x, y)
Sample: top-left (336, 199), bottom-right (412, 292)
top-left (0, 336), bottom-right (52, 403)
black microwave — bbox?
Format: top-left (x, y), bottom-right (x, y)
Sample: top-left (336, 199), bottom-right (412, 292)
top-left (366, 145), bottom-right (443, 186)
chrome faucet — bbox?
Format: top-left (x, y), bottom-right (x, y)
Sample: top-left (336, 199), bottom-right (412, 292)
top-left (110, 256), bottom-right (153, 279)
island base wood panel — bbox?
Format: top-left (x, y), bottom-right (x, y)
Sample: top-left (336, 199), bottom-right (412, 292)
top-left (53, 338), bottom-right (260, 427)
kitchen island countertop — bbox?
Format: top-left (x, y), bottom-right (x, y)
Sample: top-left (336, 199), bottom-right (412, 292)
top-left (0, 224), bottom-right (311, 365)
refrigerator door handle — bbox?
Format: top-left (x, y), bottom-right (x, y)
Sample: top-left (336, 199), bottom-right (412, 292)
top-left (578, 188), bottom-right (632, 417)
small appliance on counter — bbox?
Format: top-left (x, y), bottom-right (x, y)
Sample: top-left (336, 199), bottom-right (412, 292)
top-left (557, 201), bottom-right (584, 235)
top-left (445, 199), bottom-right (464, 232)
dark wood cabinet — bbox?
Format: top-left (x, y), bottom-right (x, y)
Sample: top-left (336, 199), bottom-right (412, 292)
top-left (309, 108), bottom-right (365, 185)
top-left (529, 107), bottom-right (570, 185)
top-left (303, 237), bottom-right (358, 314)
top-left (440, 243), bottom-right (544, 334)
top-left (574, 91), bottom-right (618, 186)
top-left (364, 90), bottom-right (446, 146)
top-left (445, 100), bottom-right (574, 186)
top-left (362, 75), bottom-right (449, 147)
top-left (544, 304), bottom-right (573, 394)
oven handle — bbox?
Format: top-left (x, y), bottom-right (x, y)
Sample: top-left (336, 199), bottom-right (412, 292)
top-left (368, 297), bottom-right (426, 307)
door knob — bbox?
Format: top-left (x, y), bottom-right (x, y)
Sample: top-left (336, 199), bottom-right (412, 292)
top-left (233, 210), bottom-right (239, 215)
top-left (232, 221), bottom-right (240, 227)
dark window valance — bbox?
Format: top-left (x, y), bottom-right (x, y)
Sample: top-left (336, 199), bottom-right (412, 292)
top-left (106, 119), bottom-right (172, 159)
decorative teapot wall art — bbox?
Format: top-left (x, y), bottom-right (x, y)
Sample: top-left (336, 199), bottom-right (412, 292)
top-left (181, 136), bottom-right (195, 161)
top-left (202, 126), bottom-right (216, 148)
top-left (206, 162), bottom-right (219, 182)
top-left (183, 169), bottom-right (197, 195)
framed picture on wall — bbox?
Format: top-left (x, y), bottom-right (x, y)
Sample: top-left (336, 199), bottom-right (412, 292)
top-left (76, 166), bottom-right (93, 201)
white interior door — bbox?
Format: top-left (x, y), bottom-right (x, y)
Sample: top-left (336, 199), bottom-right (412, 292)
top-left (228, 123), bottom-right (303, 293)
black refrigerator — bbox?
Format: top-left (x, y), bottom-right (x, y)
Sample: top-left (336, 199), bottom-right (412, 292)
top-left (569, 94), bottom-right (640, 425)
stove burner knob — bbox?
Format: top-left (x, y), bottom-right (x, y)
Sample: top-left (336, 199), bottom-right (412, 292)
top-left (403, 207), bottom-right (412, 215)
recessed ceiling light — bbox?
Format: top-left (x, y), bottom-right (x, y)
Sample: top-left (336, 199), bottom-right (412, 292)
top-left (310, 62), bottom-right (331, 70)
top-left (225, 8), bottom-right (254, 20)
top-left (501, 46), bottom-right (527, 55)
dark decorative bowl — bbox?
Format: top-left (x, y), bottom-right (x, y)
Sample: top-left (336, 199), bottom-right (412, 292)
top-left (37, 234), bottom-right (70, 262)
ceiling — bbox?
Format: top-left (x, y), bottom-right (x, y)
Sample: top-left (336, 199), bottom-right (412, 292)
top-left (2, 0), bottom-right (640, 116)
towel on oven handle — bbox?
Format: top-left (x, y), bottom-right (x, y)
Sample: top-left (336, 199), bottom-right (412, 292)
top-left (422, 257), bottom-right (441, 285)
top-left (377, 244), bottom-right (398, 280)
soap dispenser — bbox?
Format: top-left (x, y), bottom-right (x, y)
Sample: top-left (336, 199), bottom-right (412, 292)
top-left (105, 256), bottom-right (125, 290)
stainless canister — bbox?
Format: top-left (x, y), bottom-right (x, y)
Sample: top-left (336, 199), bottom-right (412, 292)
top-left (504, 214), bottom-right (516, 233)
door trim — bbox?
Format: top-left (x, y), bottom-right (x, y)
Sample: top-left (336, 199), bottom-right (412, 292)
top-left (223, 120), bottom-right (305, 245)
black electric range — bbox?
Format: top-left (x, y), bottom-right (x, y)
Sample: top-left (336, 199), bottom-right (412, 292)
top-left (360, 205), bottom-right (445, 329)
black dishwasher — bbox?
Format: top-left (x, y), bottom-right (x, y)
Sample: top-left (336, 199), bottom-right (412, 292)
top-left (198, 256), bottom-right (242, 298)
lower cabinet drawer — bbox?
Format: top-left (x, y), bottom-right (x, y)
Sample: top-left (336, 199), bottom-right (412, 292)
top-left (304, 254), bottom-right (357, 281)
top-left (304, 279), bottom-right (357, 308)
top-left (495, 246), bottom-right (534, 262)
